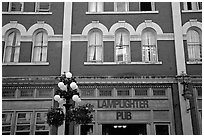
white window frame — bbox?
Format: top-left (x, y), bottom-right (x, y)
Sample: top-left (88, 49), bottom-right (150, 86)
top-left (32, 29), bottom-right (48, 62)
top-left (2, 112), bottom-right (13, 135)
top-left (114, 2), bottom-right (129, 12)
top-left (183, 2), bottom-right (202, 11)
top-left (139, 2), bottom-right (155, 11)
top-left (87, 29), bottom-right (103, 62)
top-left (8, 2), bottom-right (24, 12)
top-left (141, 28), bottom-right (158, 63)
top-left (115, 28), bottom-right (131, 63)
top-left (35, 2), bottom-right (51, 12)
top-left (15, 112), bottom-right (32, 135)
top-left (186, 29), bottom-right (202, 62)
top-left (34, 112), bottom-right (49, 135)
top-left (3, 29), bottom-right (21, 63)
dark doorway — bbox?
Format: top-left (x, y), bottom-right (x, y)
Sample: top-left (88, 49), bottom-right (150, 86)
top-left (102, 124), bottom-right (147, 135)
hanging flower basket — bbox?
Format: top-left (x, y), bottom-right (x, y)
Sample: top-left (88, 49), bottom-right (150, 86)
top-left (47, 107), bottom-right (65, 127)
top-left (66, 103), bottom-right (94, 125)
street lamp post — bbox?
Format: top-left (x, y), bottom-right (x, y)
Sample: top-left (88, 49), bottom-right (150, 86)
top-left (47, 72), bottom-right (94, 135)
top-left (54, 72), bottom-right (81, 135)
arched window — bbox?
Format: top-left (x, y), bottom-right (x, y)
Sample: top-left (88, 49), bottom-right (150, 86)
top-left (88, 29), bottom-right (103, 62)
top-left (187, 29), bottom-right (202, 61)
top-left (141, 28), bottom-right (158, 62)
top-left (32, 29), bottom-right (48, 62)
top-left (115, 29), bottom-right (130, 63)
top-left (4, 29), bottom-right (21, 63)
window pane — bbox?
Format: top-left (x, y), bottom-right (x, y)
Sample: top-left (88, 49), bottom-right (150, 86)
top-left (20, 89), bottom-right (34, 98)
top-left (99, 90), bottom-right (112, 96)
top-left (117, 90), bottom-right (129, 96)
top-left (17, 125), bottom-right (30, 131)
top-left (2, 89), bottom-right (15, 98)
top-left (37, 2), bottom-right (50, 12)
top-left (155, 125), bottom-right (169, 135)
top-left (116, 2), bottom-right (127, 12)
top-left (153, 89), bottom-right (166, 96)
top-left (36, 112), bottom-right (47, 124)
top-left (140, 2), bottom-right (152, 11)
top-left (81, 125), bottom-right (93, 135)
top-left (10, 2), bottom-right (23, 11)
top-left (2, 113), bottom-right (12, 125)
top-left (135, 89), bottom-right (148, 96)
top-left (17, 112), bottom-right (31, 124)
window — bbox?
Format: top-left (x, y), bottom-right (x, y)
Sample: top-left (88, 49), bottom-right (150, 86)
top-left (15, 112), bottom-right (32, 135)
top-left (35, 112), bottom-right (49, 135)
top-left (184, 2), bottom-right (202, 10)
top-left (20, 89), bottom-right (34, 98)
top-left (153, 89), bottom-right (166, 96)
top-left (187, 29), bottom-right (202, 62)
top-left (155, 124), bottom-right (170, 135)
top-left (115, 29), bottom-right (130, 63)
top-left (88, 2), bottom-right (103, 12)
top-left (115, 2), bottom-right (129, 12)
top-left (2, 113), bottom-right (13, 135)
top-left (32, 29), bottom-right (48, 62)
top-left (135, 89), bottom-right (148, 96)
top-left (81, 125), bottom-right (93, 135)
top-left (142, 28), bottom-right (158, 62)
top-left (99, 90), bottom-right (112, 96)
top-left (35, 2), bottom-right (51, 12)
top-left (4, 29), bottom-right (21, 63)
top-left (117, 90), bottom-right (129, 96)
top-left (140, 2), bottom-right (155, 11)
top-left (81, 89), bottom-right (95, 97)
top-left (8, 2), bottom-right (24, 12)
top-left (88, 29), bottom-right (103, 62)
top-left (2, 89), bottom-right (16, 98)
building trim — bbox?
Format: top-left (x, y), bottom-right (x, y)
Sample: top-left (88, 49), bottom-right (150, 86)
top-left (182, 20), bottom-right (202, 35)
top-left (136, 20), bottom-right (163, 35)
top-left (109, 21), bottom-right (136, 35)
top-left (61, 2), bottom-right (72, 74)
top-left (82, 21), bottom-right (109, 35)
top-left (2, 12), bottom-right (52, 15)
top-left (71, 33), bottom-right (174, 41)
top-left (2, 21), bottom-right (27, 36)
top-left (86, 11), bottom-right (159, 15)
top-left (84, 61), bottom-right (162, 65)
top-left (171, 3), bottom-right (193, 135)
top-left (27, 21), bottom-right (55, 36)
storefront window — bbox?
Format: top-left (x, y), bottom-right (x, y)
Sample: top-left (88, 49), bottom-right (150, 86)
top-left (155, 124), bottom-right (169, 135)
top-left (35, 112), bottom-right (49, 135)
top-left (2, 113), bottom-right (13, 135)
top-left (15, 112), bottom-right (32, 135)
top-left (81, 125), bottom-right (93, 135)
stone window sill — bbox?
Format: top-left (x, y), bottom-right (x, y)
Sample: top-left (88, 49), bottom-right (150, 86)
top-left (86, 11), bottom-right (159, 15)
top-left (2, 62), bottom-right (49, 66)
top-left (84, 61), bottom-right (162, 65)
top-left (2, 12), bottom-right (52, 15)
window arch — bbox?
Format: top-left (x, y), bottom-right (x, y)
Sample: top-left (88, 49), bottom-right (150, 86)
top-left (115, 28), bottom-right (130, 63)
top-left (141, 28), bottom-right (158, 62)
top-left (3, 29), bottom-right (21, 63)
top-left (32, 29), bottom-right (48, 62)
top-left (186, 28), bottom-right (202, 61)
top-left (88, 29), bottom-right (103, 62)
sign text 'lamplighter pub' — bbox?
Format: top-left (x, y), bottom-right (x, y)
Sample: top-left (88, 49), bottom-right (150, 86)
top-left (98, 99), bottom-right (149, 120)
top-left (98, 99), bottom-right (149, 109)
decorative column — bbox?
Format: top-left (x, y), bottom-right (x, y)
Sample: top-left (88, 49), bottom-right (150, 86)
top-left (171, 2), bottom-right (193, 135)
top-left (59, 2), bottom-right (72, 134)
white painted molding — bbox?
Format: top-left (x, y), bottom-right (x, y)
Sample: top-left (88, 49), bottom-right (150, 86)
top-left (136, 20), bottom-right (163, 35)
top-left (82, 21), bottom-right (109, 35)
top-left (2, 21), bottom-right (27, 36)
top-left (109, 21), bottom-right (136, 35)
top-left (182, 20), bottom-right (202, 35)
top-left (27, 21), bottom-right (55, 36)
top-left (84, 61), bottom-right (162, 65)
top-left (2, 62), bottom-right (49, 66)
top-left (86, 11), bottom-right (159, 14)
